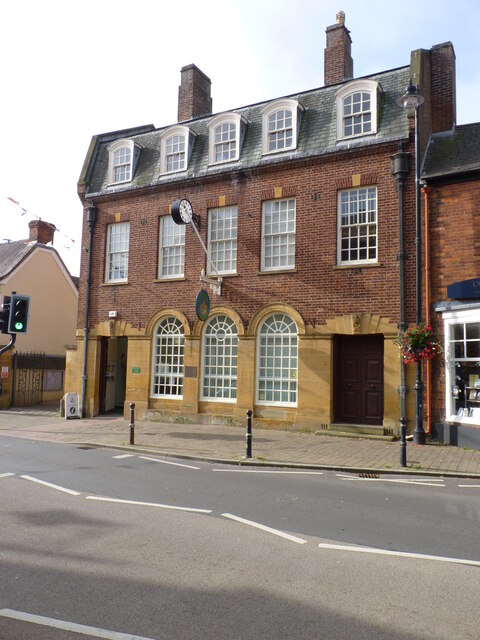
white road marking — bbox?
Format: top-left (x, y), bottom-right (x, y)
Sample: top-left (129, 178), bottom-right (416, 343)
top-left (20, 475), bottom-right (81, 496)
top-left (458, 484), bottom-right (480, 488)
top-left (112, 454), bottom-right (135, 459)
top-left (0, 608), bottom-right (156, 640)
top-left (339, 476), bottom-right (445, 487)
top-left (318, 543), bottom-right (480, 567)
top-left (139, 456), bottom-right (200, 470)
top-left (222, 512), bottom-right (307, 544)
top-left (213, 469), bottom-right (323, 475)
top-left (86, 495), bottom-right (211, 514)
top-left (0, 472), bottom-right (15, 478)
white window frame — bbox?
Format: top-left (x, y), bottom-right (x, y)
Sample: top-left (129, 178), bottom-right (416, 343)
top-left (207, 206), bottom-right (238, 275)
top-left (335, 80), bottom-right (380, 141)
top-left (201, 315), bottom-right (238, 402)
top-left (105, 222), bottom-right (130, 283)
top-left (257, 313), bottom-right (298, 407)
top-left (160, 125), bottom-right (196, 175)
top-left (107, 139), bottom-right (141, 185)
top-left (261, 99), bottom-right (303, 155)
top-left (337, 187), bottom-right (378, 266)
top-left (443, 307), bottom-right (480, 426)
top-left (261, 198), bottom-right (296, 272)
top-left (208, 113), bottom-right (246, 165)
top-left (159, 216), bottom-right (185, 279)
top-left (151, 317), bottom-right (184, 399)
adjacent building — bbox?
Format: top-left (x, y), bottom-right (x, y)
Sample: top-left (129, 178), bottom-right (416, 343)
top-left (67, 13), bottom-right (460, 440)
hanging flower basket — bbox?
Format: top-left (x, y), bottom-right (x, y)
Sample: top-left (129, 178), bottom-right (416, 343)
top-left (395, 324), bottom-right (443, 365)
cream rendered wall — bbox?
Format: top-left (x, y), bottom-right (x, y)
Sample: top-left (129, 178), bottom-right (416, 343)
top-left (0, 247), bottom-right (78, 355)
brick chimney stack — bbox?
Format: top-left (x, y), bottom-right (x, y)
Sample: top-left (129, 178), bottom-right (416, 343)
top-left (28, 220), bottom-right (55, 245)
top-left (324, 11), bottom-right (353, 86)
top-left (177, 64), bottom-right (212, 122)
top-left (430, 42), bottom-right (456, 133)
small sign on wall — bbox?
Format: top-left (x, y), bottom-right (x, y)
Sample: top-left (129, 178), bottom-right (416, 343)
top-left (1, 367), bottom-right (8, 378)
top-left (131, 367), bottom-right (141, 374)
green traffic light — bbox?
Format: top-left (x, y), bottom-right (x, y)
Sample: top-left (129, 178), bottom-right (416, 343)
top-left (14, 321), bottom-right (24, 331)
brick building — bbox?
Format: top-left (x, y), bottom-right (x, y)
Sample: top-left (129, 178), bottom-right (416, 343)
top-left (422, 124), bottom-right (480, 448)
top-left (66, 13), bottom-right (459, 439)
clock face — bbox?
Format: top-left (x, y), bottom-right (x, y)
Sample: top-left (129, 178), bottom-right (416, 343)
top-left (179, 199), bottom-right (193, 223)
top-left (171, 198), bottom-right (193, 225)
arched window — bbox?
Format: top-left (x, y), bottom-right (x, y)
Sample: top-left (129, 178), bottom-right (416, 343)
top-left (107, 139), bottom-right (141, 185)
top-left (151, 317), bottom-right (184, 398)
top-left (257, 313), bottom-right (297, 406)
top-left (202, 315), bottom-right (238, 401)
top-left (335, 80), bottom-right (381, 141)
top-left (208, 113), bottom-right (246, 165)
top-left (261, 99), bottom-right (303, 155)
top-left (160, 125), bottom-right (196, 175)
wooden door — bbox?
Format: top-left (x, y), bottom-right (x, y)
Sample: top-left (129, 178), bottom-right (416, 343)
top-left (333, 334), bottom-right (384, 425)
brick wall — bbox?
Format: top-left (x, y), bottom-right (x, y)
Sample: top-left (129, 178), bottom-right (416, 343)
top-left (77, 139), bottom-right (419, 334)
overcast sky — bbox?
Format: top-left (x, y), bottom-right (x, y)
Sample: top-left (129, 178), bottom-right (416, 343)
top-left (1, 0), bottom-right (479, 277)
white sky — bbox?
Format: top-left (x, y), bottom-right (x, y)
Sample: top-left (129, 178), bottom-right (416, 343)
top-left (1, 0), bottom-right (479, 277)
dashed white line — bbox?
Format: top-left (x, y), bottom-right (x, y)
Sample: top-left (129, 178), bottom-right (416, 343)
top-left (213, 469), bottom-right (323, 475)
top-left (20, 475), bottom-right (81, 496)
top-left (112, 454), bottom-right (135, 459)
top-left (139, 456), bottom-right (200, 470)
top-left (222, 512), bottom-right (307, 544)
top-left (0, 472), bottom-right (15, 478)
top-left (458, 484), bottom-right (480, 488)
top-left (318, 542), bottom-right (480, 567)
top-left (0, 609), bottom-right (156, 640)
top-left (86, 495), bottom-right (211, 514)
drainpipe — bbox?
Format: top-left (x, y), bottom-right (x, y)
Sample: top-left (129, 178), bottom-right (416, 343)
top-left (391, 144), bottom-right (411, 467)
top-left (80, 205), bottom-right (98, 418)
top-left (422, 186), bottom-right (433, 435)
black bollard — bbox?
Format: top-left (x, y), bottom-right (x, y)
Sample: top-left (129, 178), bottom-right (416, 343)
top-left (246, 409), bottom-right (253, 458)
top-left (129, 402), bottom-right (135, 445)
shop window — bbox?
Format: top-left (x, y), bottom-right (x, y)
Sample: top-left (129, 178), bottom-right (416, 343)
top-left (444, 312), bottom-right (480, 424)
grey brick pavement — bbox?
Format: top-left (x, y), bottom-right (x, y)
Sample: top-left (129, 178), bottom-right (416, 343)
top-left (1, 407), bottom-right (480, 477)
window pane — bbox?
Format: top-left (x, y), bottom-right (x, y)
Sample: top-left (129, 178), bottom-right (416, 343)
top-left (152, 318), bottom-right (184, 397)
top-left (257, 314), bottom-right (297, 406)
top-left (202, 316), bottom-right (238, 401)
top-left (106, 222), bottom-right (129, 282)
top-left (160, 217), bottom-right (185, 277)
top-left (338, 188), bottom-right (377, 264)
top-left (262, 199), bottom-right (295, 271)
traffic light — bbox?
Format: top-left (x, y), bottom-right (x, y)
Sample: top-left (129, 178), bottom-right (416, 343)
top-left (8, 294), bottom-right (30, 334)
top-left (0, 296), bottom-right (11, 334)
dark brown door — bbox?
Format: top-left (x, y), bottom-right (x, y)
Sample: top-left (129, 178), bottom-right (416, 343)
top-left (333, 334), bottom-right (384, 425)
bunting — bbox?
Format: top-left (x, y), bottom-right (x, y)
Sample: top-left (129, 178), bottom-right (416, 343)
top-left (4, 195), bottom-right (77, 249)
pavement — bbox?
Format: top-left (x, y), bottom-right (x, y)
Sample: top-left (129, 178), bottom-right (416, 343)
top-left (1, 406), bottom-right (480, 478)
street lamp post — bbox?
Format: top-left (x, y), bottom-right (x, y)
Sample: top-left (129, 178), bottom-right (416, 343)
top-left (397, 83), bottom-right (426, 445)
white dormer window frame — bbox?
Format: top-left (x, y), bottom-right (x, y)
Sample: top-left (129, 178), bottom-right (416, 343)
top-left (208, 113), bottom-right (246, 165)
top-left (160, 125), bottom-right (196, 175)
top-left (107, 139), bottom-right (141, 185)
top-left (261, 99), bottom-right (304, 155)
top-left (335, 80), bottom-right (381, 141)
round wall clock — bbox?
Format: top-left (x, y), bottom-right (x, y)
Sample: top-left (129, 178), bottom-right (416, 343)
top-left (171, 198), bottom-right (193, 224)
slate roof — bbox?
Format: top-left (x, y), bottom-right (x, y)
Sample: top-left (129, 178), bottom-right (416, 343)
top-left (0, 240), bottom-right (79, 289)
top-left (422, 123), bottom-right (480, 180)
top-left (83, 66), bottom-right (411, 198)
top-left (0, 240), bottom-right (34, 279)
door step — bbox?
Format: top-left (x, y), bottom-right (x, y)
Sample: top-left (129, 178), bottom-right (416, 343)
top-left (316, 423), bottom-right (397, 441)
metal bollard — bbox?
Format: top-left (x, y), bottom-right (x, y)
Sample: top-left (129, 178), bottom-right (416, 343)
top-left (246, 409), bottom-right (253, 458)
top-left (129, 402), bottom-right (135, 445)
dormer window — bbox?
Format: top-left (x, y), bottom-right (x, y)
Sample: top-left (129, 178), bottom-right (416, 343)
top-left (335, 80), bottom-right (381, 141)
top-left (261, 99), bottom-right (303, 155)
top-left (107, 139), bottom-right (140, 185)
top-left (160, 125), bottom-right (196, 175)
top-left (208, 113), bottom-right (246, 165)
